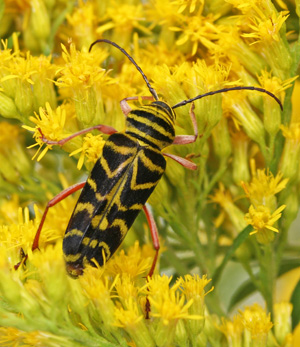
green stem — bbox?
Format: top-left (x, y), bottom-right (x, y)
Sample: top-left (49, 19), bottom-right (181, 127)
top-left (259, 245), bottom-right (275, 318)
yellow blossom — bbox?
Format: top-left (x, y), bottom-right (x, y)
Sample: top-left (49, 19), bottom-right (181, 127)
top-left (97, 2), bottom-right (151, 38)
top-left (210, 183), bottom-right (247, 232)
top-left (23, 102), bottom-right (78, 161)
top-left (56, 43), bottom-right (110, 90)
top-left (244, 11), bottom-right (289, 44)
top-left (70, 133), bottom-right (105, 170)
top-left (145, 0), bottom-right (183, 27)
top-left (171, 13), bottom-right (219, 56)
top-left (172, 0), bottom-right (204, 14)
top-left (180, 274), bottom-right (213, 337)
top-left (66, 0), bottom-right (97, 47)
top-left (114, 297), bottom-right (155, 347)
top-left (244, 204), bottom-right (286, 244)
top-left (242, 164), bottom-right (289, 208)
top-left (104, 241), bottom-right (153, 279)
top-left (219, 315), bottom-right (244, 347)
top-left (240, 304), bottom-right (273, 343)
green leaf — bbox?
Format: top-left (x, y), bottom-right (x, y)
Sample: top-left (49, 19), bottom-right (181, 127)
top-left (211, 225), bottom-right (252, 287)
top-left (291, 279), bottom-right (300, 330)
top-left (228, 258), bottom-right (300, 312)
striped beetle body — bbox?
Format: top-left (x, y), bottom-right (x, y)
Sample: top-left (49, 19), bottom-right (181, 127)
top-left (30, 39), bottom-right (282, 279)
top-left (64, 101), bottom-right (176, 276)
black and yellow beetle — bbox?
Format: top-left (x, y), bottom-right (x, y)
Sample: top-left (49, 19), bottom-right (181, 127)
top-left (31, 39), bottom-right (283, 278)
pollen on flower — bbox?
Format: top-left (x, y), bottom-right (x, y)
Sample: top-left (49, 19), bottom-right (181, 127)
top-left (244, 204), bottom-right (286, 244)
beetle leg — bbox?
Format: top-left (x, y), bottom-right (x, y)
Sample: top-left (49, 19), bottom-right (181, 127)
top-left (39, 124), bottom-right (118, 146)
top-left (142, 204), bottom-right (160, 319)
top-left (172, 103), bottom-right (198, 145)
top-left (163, 152), bottom-right (197, 170)
top-left (120, 96), bottom-right (154, 116)
top-left (32, 182), bottom-right (86, 251)
top-left (142, 204), bottom-right (160, 278)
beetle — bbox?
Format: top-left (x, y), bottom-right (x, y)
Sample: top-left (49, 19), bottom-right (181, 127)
top-left (31, 39), bottom-right (283, 278)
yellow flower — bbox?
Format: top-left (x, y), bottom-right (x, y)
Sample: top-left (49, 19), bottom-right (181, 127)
top-left (146, 0), bottom-right (183, 27)
top-left (79, 267), bottom-right (117, 328)
top-left (240, 304), bottom-right (273, 342)
top-left (180, 274), bottom-right (213, 337)
top-left (104, 241), bottom-right (153, 279)
top-left (171, 13), bottom-right (219, 55)
top-left (219, 315), bottom-right (244, 346)
top-left (244, 11), bottom-right (289, 44)
top-left (23, 102), bottom-right (77, 161)
top-left (56, 43), bottom-right (110, 90)
top-left (66, 0), bottom-right (97, 47)
top-left (97, 2), bottom-right (151, 37)
top-left (242, 163), bottom-right (288, 208)
top-left (214, 26), bottom-right (266, 76)
top-left (114, 297), bottom-right (155, 347)
top-left (147, 275), bottom-right (203, 346)
top-left (172, 0), bottom-right (204, 14)
top-left (70, 133), bottom-right (105, 170)
top-left (210, 183), bottom-right (247, 232)
top-left (244, 204), bottom-right (286, 244)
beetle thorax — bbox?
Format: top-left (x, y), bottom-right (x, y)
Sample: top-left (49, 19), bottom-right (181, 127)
top-left (125, 101), bottom-right (176, 150)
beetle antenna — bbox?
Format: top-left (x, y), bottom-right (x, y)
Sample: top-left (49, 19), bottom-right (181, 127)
top-left (172, 86), bottom-right (283, 111)
top-left (89, 39), bottom-right (159, 101)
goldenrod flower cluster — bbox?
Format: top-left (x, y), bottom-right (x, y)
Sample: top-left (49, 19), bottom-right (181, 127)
top-left (0, 0), bottom-right (300, 346)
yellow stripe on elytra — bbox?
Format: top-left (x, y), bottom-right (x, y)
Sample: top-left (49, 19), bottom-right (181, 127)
top-left (65, 229), bottom-right (84, 238)
top-left (75, 202), bottom-right (95, 216)
top-left (87, 178), bottom-right (97, 192)
top-left (64, 253), bottom-right (81, 262)
top-left (105, 140), bottom-right (138, 156)
top-left (89, 239), bottom-right (98, 248)
top-left (100, 155), bottom-right (135, 178)
top-left (139, 151), bottom-right (165, 173)
top-left (118, 203), bottom-right (144, 211)
top-left (111, 218), bottom-right (128, 237)
top-left (82, 237), bottom-right (90, 246)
